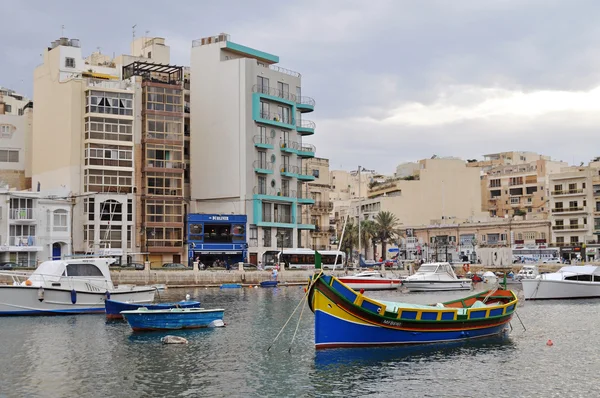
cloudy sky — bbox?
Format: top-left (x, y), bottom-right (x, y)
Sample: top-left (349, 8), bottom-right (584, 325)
top-left (2, 0), bottom-right (600, 173)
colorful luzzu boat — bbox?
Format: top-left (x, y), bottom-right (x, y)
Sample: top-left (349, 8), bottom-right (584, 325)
top-left (307, 273), bottom-right (518, 349)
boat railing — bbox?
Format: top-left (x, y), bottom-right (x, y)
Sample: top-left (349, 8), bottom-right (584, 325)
top-left (0, 271), bottom-right (112, 291)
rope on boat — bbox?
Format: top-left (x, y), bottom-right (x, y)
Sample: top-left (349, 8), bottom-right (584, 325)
top-left (267, 273), bottom-right (319, 352)
top-left (288, 295), bottom-right (308, 353)
top-left (482, 287), bottom-right (498, 304)
top-left (514, 311), bottom-right (527, 332)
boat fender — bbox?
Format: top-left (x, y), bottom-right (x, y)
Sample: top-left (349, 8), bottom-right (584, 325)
top-left (360, 289), bottom-right (365, 294)
top-left (463, 264), bottom-right (470, 273)
top-left (37, 287), bottom-right (44, 302)
top-left (70, 289), bottom-right (77, 304)
top-left (25, 279), bottom-right (32, 286)
top-left (105, 291), bottom-right (111, 300)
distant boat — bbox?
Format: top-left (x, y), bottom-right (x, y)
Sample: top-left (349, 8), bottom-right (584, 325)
top-left (522, 265), bottom-right (600, 300)
top-left (0, 258), bottom-right (155, 316)
top-left (403, 262), bottom-right (472, 292)
top-left (220, 284), bottom-right (242, 289)
top-left (306, 273), bottom-right (517, 349)
top-left (260, 281), bottom-right (278, 288)
top-left (338, 270), bottom-right (401, 291)
top-left (359, 255), bottom-right (384, 268)
top-left (105, 299), bottom-right (201, 320)
top-left (121, 307), bottom-right (226, 331)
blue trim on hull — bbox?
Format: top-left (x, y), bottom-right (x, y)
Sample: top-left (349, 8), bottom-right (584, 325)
top-left (314, 310), bottom-right (509, 348)
top-left (0, 307), bottom-right (104, 316)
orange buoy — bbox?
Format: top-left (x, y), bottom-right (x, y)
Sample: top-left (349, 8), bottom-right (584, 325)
top-left (546, 339), bottom-right (553, 346)
top-left (25, 280), bottom-right (32, 286)
top-left (248, 285), bottom-right (253, 288)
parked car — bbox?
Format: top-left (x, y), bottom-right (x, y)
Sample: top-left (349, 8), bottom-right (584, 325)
top-left (0, 262), bottom-right (18, 270)
top-left (240, 263), bottom-right (258, 270)
top-left (542, 258), bottom-right (562, 264)
top-left (162, 263), bottom-right (188, 269)
top-left (121, 263), bottom-right (145, 270)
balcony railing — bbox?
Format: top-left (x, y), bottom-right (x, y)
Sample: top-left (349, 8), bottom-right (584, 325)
top-left (280, 165), bottom-right (300, 175)
top-left (296, 96), bottom-right (315, 107)
top-left (253, 186), bottom-right (277, 196)
top-left (253, 160), bottom-right (274, 171)
top-left (254, 135), bottom-right (273, 146)
top-left (253, 85), bottom-right (296, 102)
top-left (259, 110), bottom-right (292, 124)
top-left (147, 160), bottom-right (185, 169)
top-left (9, 236), bottom-right (36, 246)
top-left (87, 159), bottom-right (133, 168)
top-left (147, 240), bottom-right (183, 247)
top-left (299, 144), bottom-right (316, 153)
top-left (551, 189), bottom-right (584, 195)
top-left (268, 65), bottom-right (301, 78)
top-left (10, 208), bottom-right (35, 220)
top-left (314, 201), bottom-right (333, 211)
top-left (551, 207), bottom-right (584, 213)
top-left (552, 224), bottom-right (585, 230)
top-left (296, 120), bottom-right (315, 130)
top-left (280, 140), bottom-right (300, 151)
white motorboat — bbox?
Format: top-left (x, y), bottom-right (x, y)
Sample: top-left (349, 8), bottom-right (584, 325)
top-left (0, 258), bottom-right (156, 315)
top-left (338, 270), bottom-right (402, 291)
top-left (403, 262), bottom-right (472, 292)
top-left (515, 265), bottom-right (539, 281)
top-left (522, 265), bottom-right (600, 300)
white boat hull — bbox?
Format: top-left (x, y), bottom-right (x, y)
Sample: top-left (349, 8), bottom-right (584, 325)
top-left (0, 286), bottom-right (156, 315)
top-left (403, 280), bottom-right (472, 292)
top-left (337, 280), bottom-right (401, 291)
top-left (522, 279), bottom-right (600, 300)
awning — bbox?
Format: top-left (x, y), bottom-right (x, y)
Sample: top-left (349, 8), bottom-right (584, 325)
top-left (82, 71), bottom-right (119, 80)
top-left (195, 251), bottom-right (243, 255)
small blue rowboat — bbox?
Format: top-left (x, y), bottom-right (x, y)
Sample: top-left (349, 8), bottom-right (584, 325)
top-left (121, 308), bottom-right (225, 331)
top-left (105, 299), bottom-right (201, 320)
top-left (260, 281), bottom-right (279, 288)
top-left (220, 284), bottom-right (242, 289)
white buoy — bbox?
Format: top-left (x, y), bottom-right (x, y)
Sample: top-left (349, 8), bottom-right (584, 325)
top-left (161, 335), bottom-right (188, 344)
top-left (208, 319), bottom-right (225, 328)
top-left (185, 294), bottom-right (191, 301)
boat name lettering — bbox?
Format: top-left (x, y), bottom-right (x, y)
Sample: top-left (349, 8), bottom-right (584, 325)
top-left (210, 216), bottom-right (229, 221)
top-left (382, 320), bottom-right (402, 327)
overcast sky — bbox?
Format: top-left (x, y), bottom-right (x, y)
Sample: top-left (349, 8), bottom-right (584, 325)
top-left (2, 0), bottom-right (599, 174)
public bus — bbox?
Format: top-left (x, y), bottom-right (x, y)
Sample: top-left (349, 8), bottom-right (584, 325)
top-left (264, 249), bottom-right (346, 270)
top-left (512, 247), bottom-right (560, 263)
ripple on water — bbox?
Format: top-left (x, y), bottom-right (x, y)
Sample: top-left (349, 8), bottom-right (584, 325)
top-left (1, 286), bottom-right (600, 397)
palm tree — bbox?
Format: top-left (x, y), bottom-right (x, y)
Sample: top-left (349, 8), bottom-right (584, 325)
top-left (360, 220), bottom-right (376, 259)
top-left (374, 211), bottom-right (402, 259)
top-left (340, 220), bottom-right (358, 265)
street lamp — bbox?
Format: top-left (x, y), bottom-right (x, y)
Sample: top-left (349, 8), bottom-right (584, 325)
top-left (351, 165), bottom-right (375, 262)
top-left (277, 230), bottom-right (286, 269)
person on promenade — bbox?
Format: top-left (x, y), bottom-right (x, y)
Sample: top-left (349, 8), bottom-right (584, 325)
top-left (272, 266), bottom-right (278, 281)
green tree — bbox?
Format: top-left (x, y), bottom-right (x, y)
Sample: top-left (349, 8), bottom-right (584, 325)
top-left (340, 220), bottom-right (358, 265)
top-left (360, 220), bottom-right (377, 259)
top-left (374, 211), bottom-right (402, 258)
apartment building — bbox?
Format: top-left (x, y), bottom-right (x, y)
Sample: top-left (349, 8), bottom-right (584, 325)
top-left (189, 33), bottom-right (316, 265)
top-left (482, 157), bottom-right (567, 218)
top-left (32, 36), bottom-right (184, 264)
top-left (548, 165), bottom-right (600, 261)
top-left (0, 88), bottom-right (32, 190)
top-left (468, 151), bottom-right (552, 173)
top-left (300, 157), bottom-right (334, 250)
top-left (0, 189), bottom-right (71, 266)
top-left (358, 158), bottom-right (486, 226)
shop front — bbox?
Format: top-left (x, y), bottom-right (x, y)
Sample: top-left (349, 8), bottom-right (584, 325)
top-left (187, 214), bottom-right (247, 268)
top-left (560, 245), bottom-right (585, 263)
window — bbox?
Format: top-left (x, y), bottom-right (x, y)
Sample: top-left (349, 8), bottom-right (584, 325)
top-left (281, 179), bottom-right (289, 196)
top-left (260, 101), bottom-right (270, 118)
top-left (510, 197), bottom-right (519, 204)
top-left (296, 86), bottom-right (301, 101)
top-left (4, 105), bottom-right (11, 113)
top-left (85, 117), bottom-right (133, 141)
top-left (523, 231), bottom-right (536, 240)
top-left (85, 143), bottom-right (133, 168)
top-left (258, 176), bottom-right (266, 195)
top-left (263, 228), bottom-right (272, 247)
top-left (312, 169), bottom-right (320, 178)
top-left (257, 76), bottom-right (269, 93)
top-left (554, 184), bottom-right (563, 193)
top-left (86, 91), bottom-right (133, 116)
top-left (84, 169), bottom-right (133, 193)
top-left (570, 236), bottom-right (579, 244)
top-left (146, 172), bottom-right (183, 196)
top-left (145, 86), bottom-right (183, 113)
top-left (489, 179), bottom-right (501, 188)
top-left (66, 263), bottom-right (104, 277)
top-left (53, 210), bottom-right (68, 232)
top-left (204, 224), bottom-right (232, 243)
top-left (146, 114), bottom-right (183, 141)
top-left (65, 57), bottom-right (75, 68)
top-left (277, 82), bottom-right (289, 99)
top-left (145, 200), bottom-right (183, 223)
top-left (509, 177), bottom-right (523, 186)
top-left (569, 201), bottom-right (578, 209)
top-left (0, 150), bottom-right (19, 163)
top-left (556, 237), bottom-right (564, 244)
top-left (568, 183), bottom-right (577, 191)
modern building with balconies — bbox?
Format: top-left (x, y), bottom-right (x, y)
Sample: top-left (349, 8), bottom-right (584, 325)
top-left (548, 166), bottom-right (599, 261)
top-left (189, 33), bottom-right (317, 265)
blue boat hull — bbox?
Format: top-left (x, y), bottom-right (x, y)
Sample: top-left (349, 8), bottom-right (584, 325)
top-left (105, 299), bottom-right (201, 319)
top-left (122, 309), bottom-right (225, 331)
top-left (260, 281), bottom-right (278, 288)
top-left (315, 310), bottom-right (509, 348)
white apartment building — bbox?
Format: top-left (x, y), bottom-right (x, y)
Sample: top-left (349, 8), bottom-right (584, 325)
top-left (190, 33), bottom-right (316, 265)
top-left (0, 189), bottom-right (71, 266)
top-left (0, 91), bottom-right (32, 190)
top-left (548, 166), bottom-right (599, 261)
top-left (301, 157), bottom-right (334, 250)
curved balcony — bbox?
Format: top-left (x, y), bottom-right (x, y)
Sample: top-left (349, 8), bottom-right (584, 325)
top-left (279, 140), bottom-right (298, 154)
top-left (280, 164), bottom-right (299, 178)
top-left (297, 166), bottom-right (316, 181)
top-left (297, 144), bottom-right (315, 158)
top-left (296, 96), bottom-right (315, 113)
top-left (253, 134), bottom-right (274, 149)
top-left (252, 85), bottom-right (296, 103)
top-left (253, 160), bottom-right (274, 174)
top-left (253, 186), bottom-right (277, 196)
top-left (296, 119), bottom-right (315, 135)
top-left (257, 110), bottom-right (294, 130)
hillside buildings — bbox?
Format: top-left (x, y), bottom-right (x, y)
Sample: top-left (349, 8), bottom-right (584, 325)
top-left (0, 87), bottom-right (32, 190)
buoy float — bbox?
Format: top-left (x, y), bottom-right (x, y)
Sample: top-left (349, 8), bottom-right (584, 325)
top-left (360, 289), bottom-right (365, 294)
top-left (248, 285), bottom-right (253, 288)
top-left (25, 279), bottom-right (32, 286)
top-left (37, 287), bottom-right (44, 302)
top-left (547, 339), bottom-right (554, 346)
top-left (303, 287), bottom-right (307, 293)
top-left (70, 289), bottom-right (77, 304)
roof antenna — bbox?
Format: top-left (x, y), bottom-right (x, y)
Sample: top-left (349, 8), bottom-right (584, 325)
top-left (132, 24), bottom-right (137, 45)
top-left (61, 24), bottom-right (65, 36)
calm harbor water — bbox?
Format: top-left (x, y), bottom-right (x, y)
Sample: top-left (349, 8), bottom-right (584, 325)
top-left (1, 285), bottom-right (600, 397)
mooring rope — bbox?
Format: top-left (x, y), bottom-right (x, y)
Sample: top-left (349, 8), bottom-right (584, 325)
top-left (267, 272), bottom-right (320, 352)
top-left (288, 296), bottom-right (308, 353)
